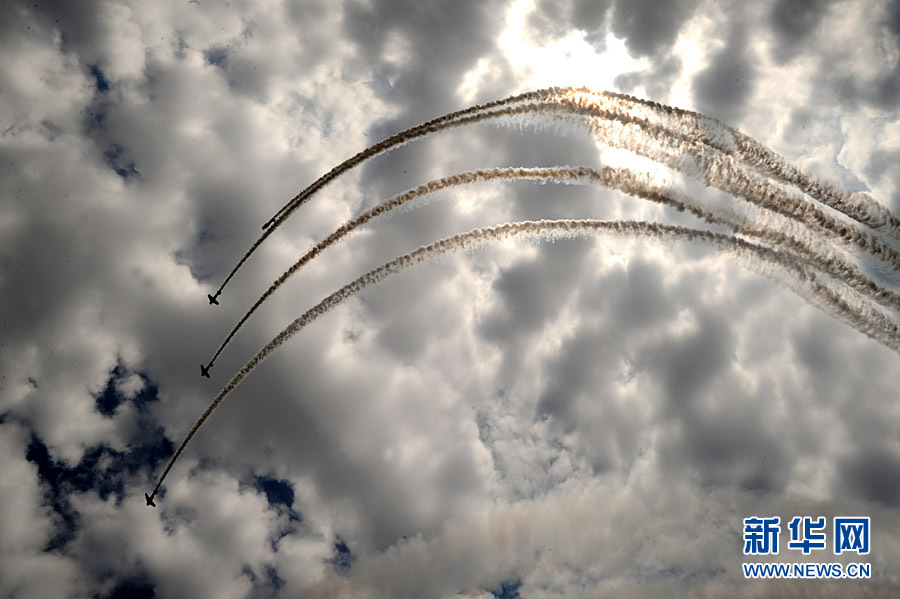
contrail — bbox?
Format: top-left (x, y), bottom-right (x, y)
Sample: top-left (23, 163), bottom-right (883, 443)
top-left (211, 89), bottom-right (576, 300)
top-left (203, 164), bottom-right (900, 372)
top-left (509, 91), bottom-right (900, 276)
top-left (256, 90), bottom-right (564, 229)
top-left (571, 89), bottom-right (900, 245)
top-left (203, 102), bottom-right (900, 370)
top-left (152, 219), bottom-right (900, 501)
top-left (210, 88), bottom-right (898, 304)
top-left (531, 95), bottom-right (900, 272)
top-left (209, 88), bottom-right (716, 300)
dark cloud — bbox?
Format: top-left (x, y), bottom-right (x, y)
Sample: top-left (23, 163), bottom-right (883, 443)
top-left (610, 0), bottom-right (700, 57)
top-left (691, 24), bottom-right (756, 124)
top-left (343, 0), bottom-right (504, 112)
top-left (839, 447), bottom-right (900, 506)
top-left (479, 238), bottom-right (592, 345)
top-left (525, 0), bottom-right (575, 46)
top-left (671, 407), bottom-right (792, 492)
top-left (340, 0), bottom-right (514, 222)
top-left (656, 308), bottom-right (734, 413)
top-left (768, 0), bottom-right (830, 64)
top-left (615, 54), bottom-right (683, 101)
top-left (536, 257), bottom-right (673, 420)
top-left (13, 0), bottom-right (106, 61)
top-left (523, 0), bottom-right (701, 57)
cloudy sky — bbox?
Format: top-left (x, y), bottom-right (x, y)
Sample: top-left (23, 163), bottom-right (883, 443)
top-left (2, 0), bottom-right (900, 597)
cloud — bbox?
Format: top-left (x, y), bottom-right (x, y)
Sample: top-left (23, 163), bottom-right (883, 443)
top-left (609, 0), bottom-right (701, 58)
top-left (0, 421), bottom-right (87, 598)
top-left (767, 0), bottom-right (830, 64)
top-left (301, 483), bottom-right (900, 598)
top-left (2, 0), bottom-right (900, 597)
top-left (691, 22), bottom-right (756, 123)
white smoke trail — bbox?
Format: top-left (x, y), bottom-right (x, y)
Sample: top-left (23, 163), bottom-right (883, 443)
top-left (212, 88), bottom-right (575, 298)
top-left (204, 158), bottom-right (900, 371)
top-left (213, 87), bottom-right (899, 304)
top-left (571, 88), bottom-right (900, 245)
top-left (534, 94), bottom-right (900, 273)
top-left (153, 219), bottom-right (900, 499)
top-left (216, 88), bottom-right (900, 310)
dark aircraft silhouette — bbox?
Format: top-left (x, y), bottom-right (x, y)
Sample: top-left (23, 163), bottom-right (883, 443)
top-left (208, 293), bottom-right (220, 305)
top-left (262, 218), bottom-right (275, 230)
top-left (201, 364), bottom-right (211, 378)
top-left (145, 493), bottom-right (156, 507)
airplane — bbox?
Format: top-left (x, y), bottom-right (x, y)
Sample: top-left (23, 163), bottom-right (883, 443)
top-left (261, 218), bottom-right (274, 230)
top-left (208, 293), bottom-right (220, 305)
top-left (201, 364), bottom-right (211, 378)
top-left (145, 493), bottom-right (156, 507)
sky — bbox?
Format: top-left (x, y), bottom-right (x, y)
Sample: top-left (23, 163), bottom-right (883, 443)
top-left (1, 0), bottom-right (900, 597)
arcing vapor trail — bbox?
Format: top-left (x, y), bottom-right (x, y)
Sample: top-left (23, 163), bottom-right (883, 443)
top-left (533, 95), bottom-right (900, 272)
top-left (211, 88), bottom-right (574, 299)
top-left (151, 219), bottom-right (900, 500)
top-left (166, 89), bottom-right (900, 503)
top-left (204, 165), bottom-right (900, 371)
top-left (576, 89), bottom-right (900, 245)
top-left (211, 88), bottom-right (899, 302)
top-left (202, 92), bottom-right (900, 369)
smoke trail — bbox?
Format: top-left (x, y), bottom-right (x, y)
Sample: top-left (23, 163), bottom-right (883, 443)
top-left (526, 93), bottom-right (900, 271)
top-left (153, 219), bottom-right (900, 500)
top-left (205, 164), bottom-right (722, 371)
top-left (211, 88), bottom-right (708, 299)
top-left (574, 88), bottom-right (900, 245)
top-left (207, 167), bottom-right (577, 369)
top-left (204, 164), bottom-right (900, 370)
top-left (212, 88), bottom-right (575, 298)
top-left (211, 88), bottom-right (899, 303)
top-left (537, 93), bottom-right (900, 273)
top-left (206, 137), bottom-right (900, 370)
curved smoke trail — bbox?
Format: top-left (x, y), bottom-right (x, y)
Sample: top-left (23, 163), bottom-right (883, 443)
top-left (211, 88), bottom-right (574, 299)
top-left (153, 219), bottom-right (900, 500)
top-left (578, 89), bottom-right (900, 244)
top-left (531, 95), bottom-right (900, 271)
top-left (204, 165), bottom-right (900, 371)
top-left (210, 87), bottom-right (899, 302)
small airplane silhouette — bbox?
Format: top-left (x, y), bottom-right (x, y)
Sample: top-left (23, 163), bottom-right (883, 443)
top-left (145, 493), bottom-right (156, 507)
top-left (201, 364), bottom-right (211, 378)
top-left (261, 218), bottom-right (275, 230)
top-left (208, 293), bottom-right (220, 305)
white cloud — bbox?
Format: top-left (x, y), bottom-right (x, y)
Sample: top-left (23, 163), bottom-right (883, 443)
top-left (0, 423), bottom-right (85, 598)
top-left (2, 0), bottom-right (899, 597)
